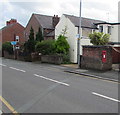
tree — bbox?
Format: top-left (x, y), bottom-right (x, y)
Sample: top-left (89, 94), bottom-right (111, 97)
top-left (55, 35), bottom-right (70, 55)
top-left (24, 27), bottom-right (36, 53)
top-left (89, 32), bottom-right (110, 45)
top-left (36, 27), bottom-right (44, 42)
top-left (29, 27), bottom-right (34, 41)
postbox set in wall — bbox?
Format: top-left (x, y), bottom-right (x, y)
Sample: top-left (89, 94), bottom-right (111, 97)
top-left (102, 50), bottom-right (107, 63)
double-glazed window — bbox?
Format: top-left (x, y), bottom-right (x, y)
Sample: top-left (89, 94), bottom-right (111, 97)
top-left (108, 26), bottom-right (111, 34)
top-left (16, 36), bottom-right (19, 42)
top-left (99, 26), bottom-right (103, 32)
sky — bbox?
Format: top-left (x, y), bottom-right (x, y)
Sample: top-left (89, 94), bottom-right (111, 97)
top-left (0, 0), bottom-right (119, 29)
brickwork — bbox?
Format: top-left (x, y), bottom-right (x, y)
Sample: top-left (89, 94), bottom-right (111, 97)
top-left (25, 14), bottom-right (59, 41)
top-left (24, 15), bottom-right (41, 40)
top-left (81, 46), bottom-right (112, 71)
top-left (112, 47), bottom-right (120, 63)
top-left (1, 22), bottom-right (25, 44)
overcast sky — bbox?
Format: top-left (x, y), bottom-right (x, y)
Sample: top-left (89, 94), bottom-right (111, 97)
top-left (0, 0), bottom-right (119, 28)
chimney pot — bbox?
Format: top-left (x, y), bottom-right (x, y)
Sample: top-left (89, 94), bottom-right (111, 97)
top-left (6, 19), bottom-right (17, 26)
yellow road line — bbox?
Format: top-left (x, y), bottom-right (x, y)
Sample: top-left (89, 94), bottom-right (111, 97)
top-left (0, 96), bottom-right (19, 115)
top-left (80, 74), bottom-right (120, 84)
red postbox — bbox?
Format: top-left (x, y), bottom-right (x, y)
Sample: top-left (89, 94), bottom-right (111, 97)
top-left (102, 50), bottom-right (107, 63)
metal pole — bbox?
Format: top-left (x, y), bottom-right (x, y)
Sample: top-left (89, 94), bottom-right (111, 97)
top-left (77, 0), bottom-right (82, 68)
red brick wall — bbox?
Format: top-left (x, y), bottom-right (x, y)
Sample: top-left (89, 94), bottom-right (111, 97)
top-left (25, 14), bottom-right (55, 41)
top-left (1, 23), bottom-right (25, 44)
top-left (24, 14), bottom-right (41, 41)
top-left (81, 46), bottom-right (112, 71)
top-left (112, 47), bottom-right (120, 64)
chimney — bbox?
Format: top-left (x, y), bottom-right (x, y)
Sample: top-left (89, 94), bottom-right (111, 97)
top-left (6, 21), bottom-right (10, 26)
top-left (6, 19), bottom-right (17, 26)
top-left (52, 15), bottom-right (60, 28)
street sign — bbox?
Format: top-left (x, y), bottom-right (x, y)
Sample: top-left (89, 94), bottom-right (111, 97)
top-left (11, 41), bottom-right (17, 45)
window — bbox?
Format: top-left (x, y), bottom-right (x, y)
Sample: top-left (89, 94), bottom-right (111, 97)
top-left (16, 36), bottom-right (19, 42)
top-left (99, 26), bottom-right (103, 32)
top-left (108, 26), bottom-right (111, 34)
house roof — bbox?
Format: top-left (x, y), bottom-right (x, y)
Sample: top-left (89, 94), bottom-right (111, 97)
top-left (64, 14), bottom-right (106, 29)
top-left (0, 23), bottom-right (16, 31)
top-left (34, 14), bottom-right (54, 29)
top-left (0, 23), bottom-right (24, 31)
top-left (94, 22), bottom-right (120, 25)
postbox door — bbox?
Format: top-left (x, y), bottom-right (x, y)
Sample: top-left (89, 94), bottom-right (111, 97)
top-left (102, 51), bottom-right (107, 63)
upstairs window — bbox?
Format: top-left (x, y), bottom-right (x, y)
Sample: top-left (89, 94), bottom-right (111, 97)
top-left (99, 26), bottom-right (103, 32)
top-left (108, 26), bottom-right (111, 35)
top-left (16, 36), bottom-right (19, 42)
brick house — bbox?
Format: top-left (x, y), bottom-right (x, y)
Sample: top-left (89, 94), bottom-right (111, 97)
top-left (0, 19), bottom-right (25, 44)
top-left (24, 13), bottom-right (60, 41)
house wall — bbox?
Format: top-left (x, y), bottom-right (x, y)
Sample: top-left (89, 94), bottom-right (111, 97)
top-left (97, 24), bottom-right (119, 43)
top-left (82, 28), bottom-right (92, 37)
top-left (55, 15), bottom-right (78, 63)
top-left (55, 15), bottom-right (93, 63)
top-left (111, 25), bottom-right (118, 42)
top-left (25, 14), bottom-right (41, 41)
top-left (1, 23), bottom-right (25, 44)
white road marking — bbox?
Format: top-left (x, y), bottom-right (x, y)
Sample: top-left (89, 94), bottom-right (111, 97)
top-left (0, 63), bottom-right (7, 67)
top-left (9, 67), bottom-right (26, 73)
top-left (92, 92), bottom-right (120, 103)
top-left (34, 74), bottom-right (70, 86)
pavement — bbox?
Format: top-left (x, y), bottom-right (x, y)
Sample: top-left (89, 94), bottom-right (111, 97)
top-left (62, 64), bottom-right (120, 83)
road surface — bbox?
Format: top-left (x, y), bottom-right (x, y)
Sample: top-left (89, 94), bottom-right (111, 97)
top-left (1, 58), bottom-right (119, 114)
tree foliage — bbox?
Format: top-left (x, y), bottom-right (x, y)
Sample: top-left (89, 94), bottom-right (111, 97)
top-left (24, 27), bottom-right (36, 53)
top-left (2, 42), bottom-right (13, 54)
top-left (36, 27), bottom-right (44, 42)
top-left (35, 40), bottom-right (56, 55)
top-left (29, 27), bottom-right (34, 41)
top-left (89, 32), bottom-right (110, 45)
top-left (55, 35), bottom-right (70, 55)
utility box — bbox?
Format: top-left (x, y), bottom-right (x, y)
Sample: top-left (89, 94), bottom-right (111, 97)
top-left (81, 46), bottom-right (112, 71)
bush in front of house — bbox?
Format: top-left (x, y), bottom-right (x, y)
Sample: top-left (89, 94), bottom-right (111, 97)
top-left (55, 35), bottom-right (70, 55)
top-left (89, 32), bottom-right (110, 45)
top-left (35, 40), bottom-right (56, 55)
top-left (35, 35), bottom-right (70, 64)
top-left (2, 42), bottom-right (13, 54)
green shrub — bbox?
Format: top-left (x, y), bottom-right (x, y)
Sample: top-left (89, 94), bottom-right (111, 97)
top-left (55, 35), bottom-right (70, 54)
top-left (35, 40), bottom-right (56, 55)
top-left (24, 27), bottom-right (36, 53)
top-left (59, 54), bottom-right (71, 64)
top-left (2, 42), bottom-right (13, 54)
top-left (89, 32), bottom-right (110, 45)
top-left (24, 40), bottom-right (36, 53)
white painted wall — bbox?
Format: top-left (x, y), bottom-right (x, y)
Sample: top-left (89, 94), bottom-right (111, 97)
top-left (55, 15), bottom-right (92, 63)
top-left (110, 25), bottom-right (118, 42)
top-left (80, 39), bottom-right (92, 55)
top-left (55, 15), bottom-right (78, 63)
top-left (97, 24), bottom-right (119, 43)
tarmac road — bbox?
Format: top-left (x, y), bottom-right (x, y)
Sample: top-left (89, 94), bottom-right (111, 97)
top-left (1, 58), bottom-right (119, 114)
